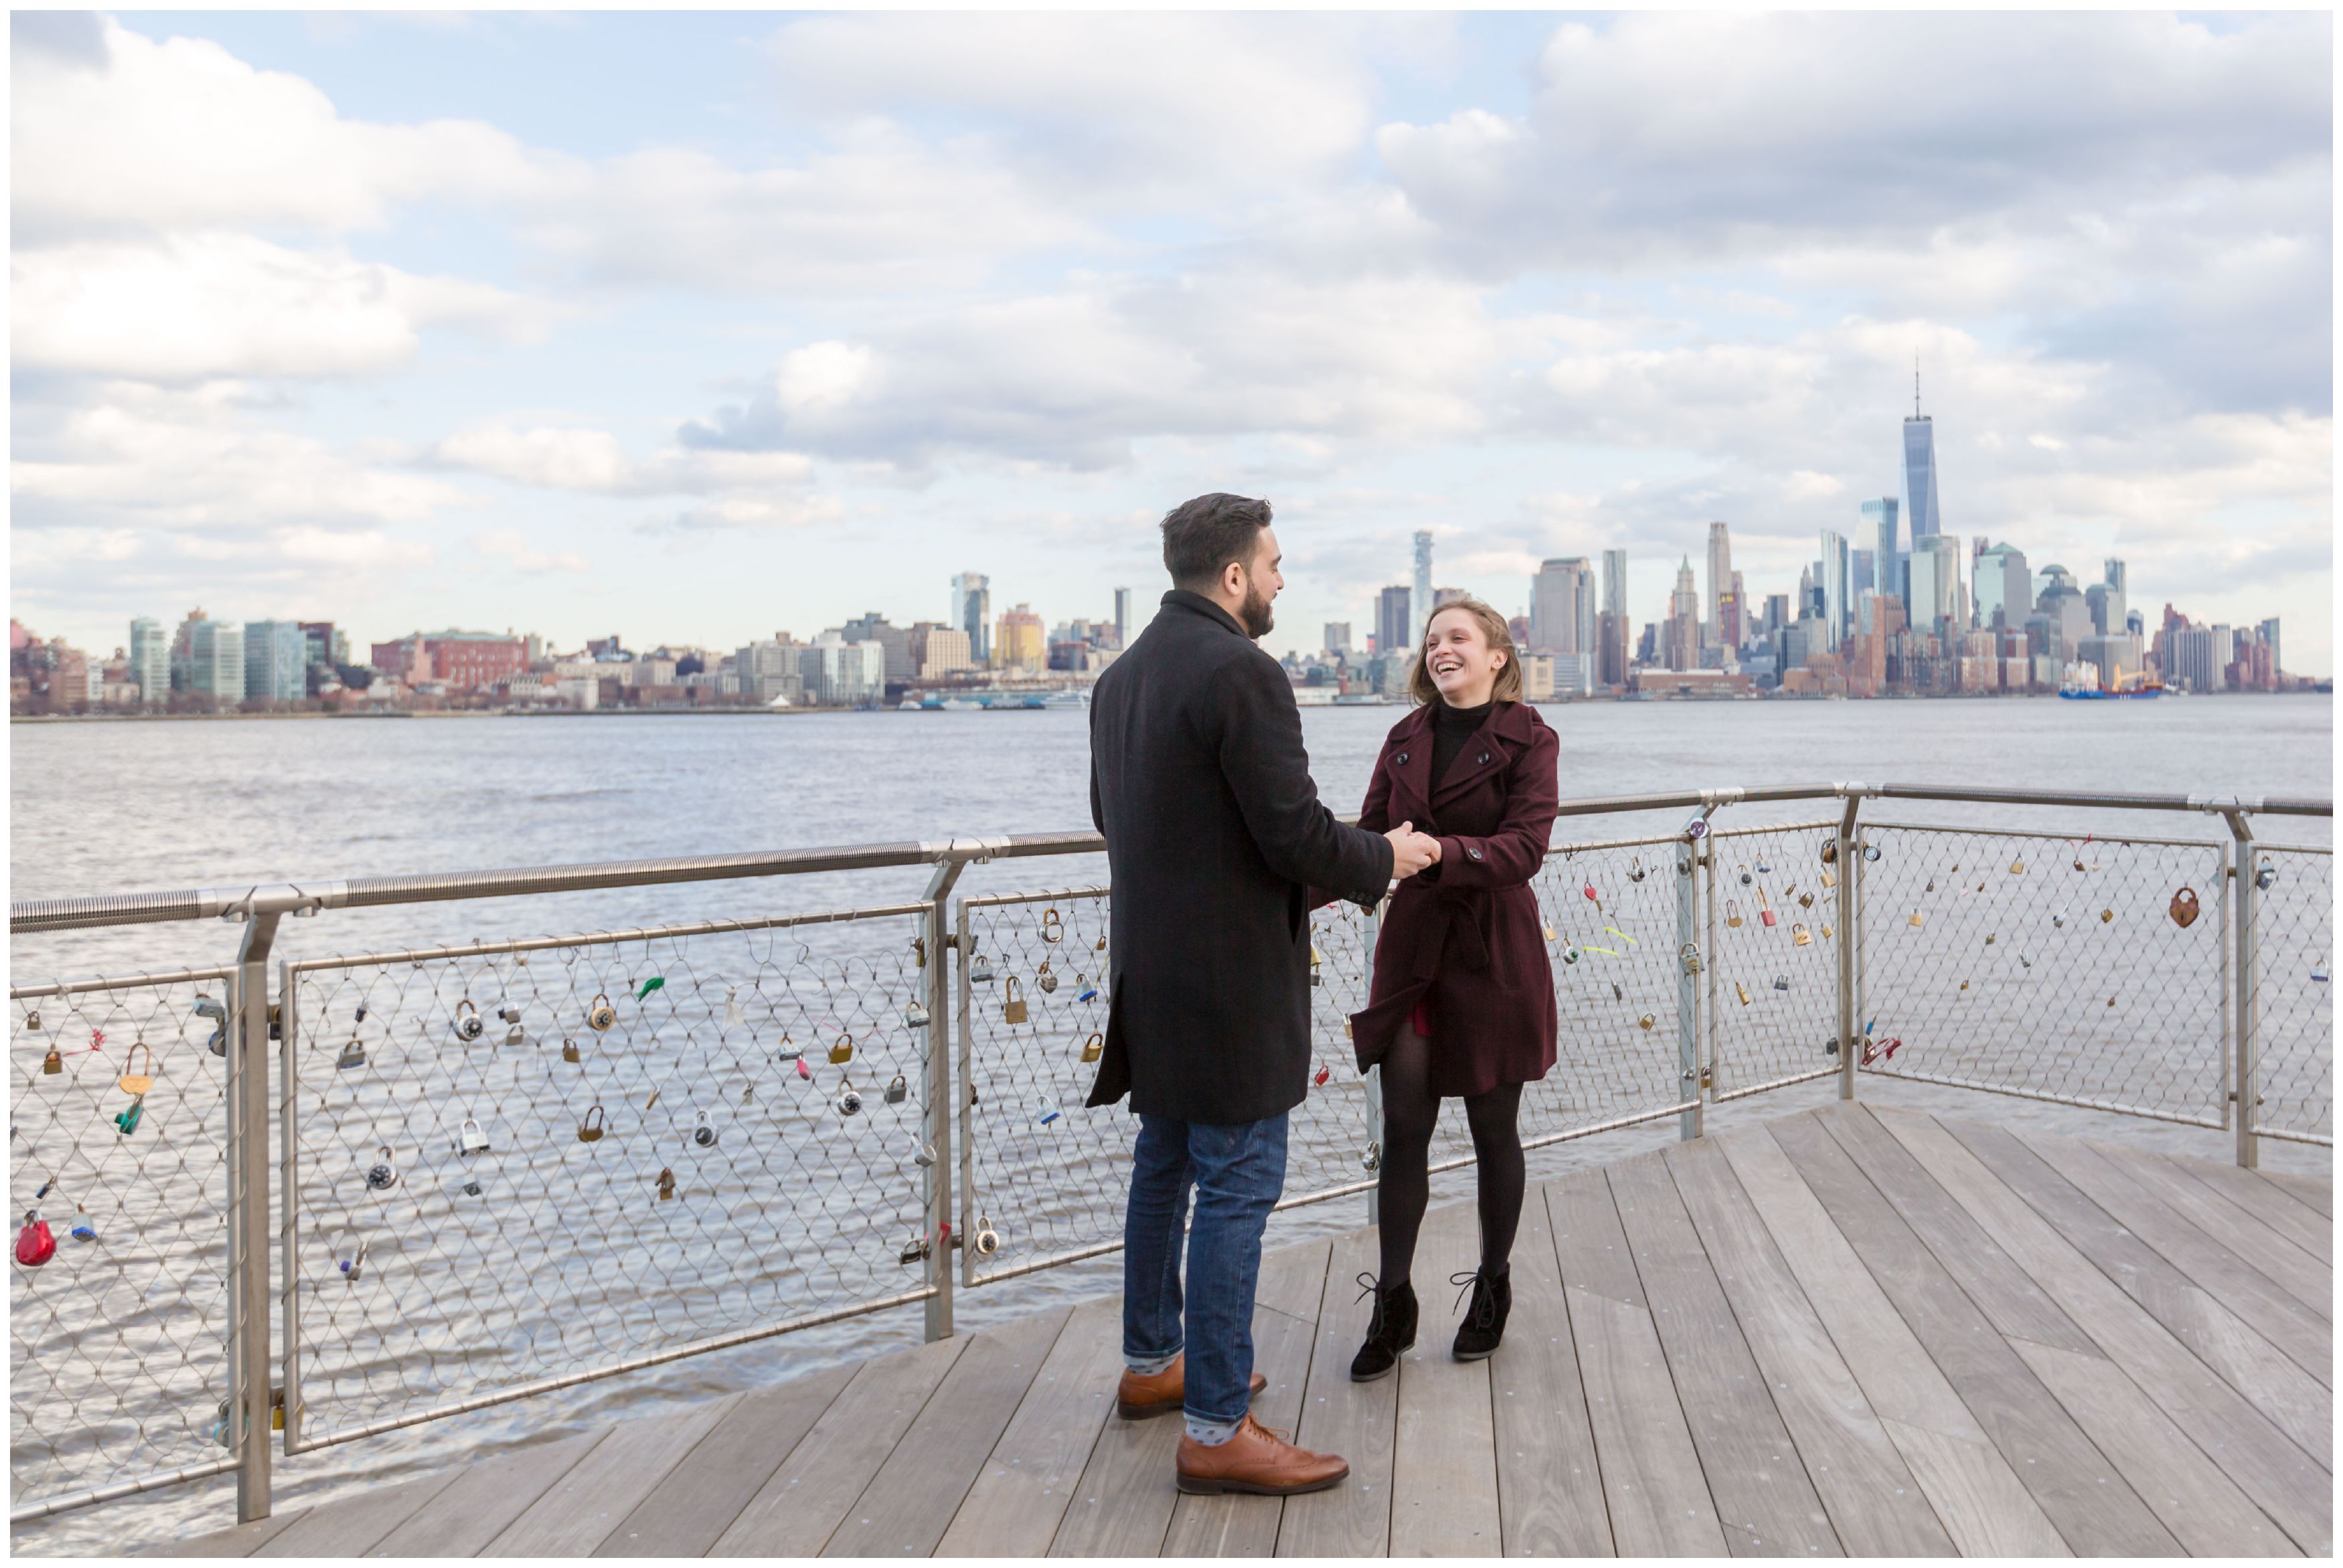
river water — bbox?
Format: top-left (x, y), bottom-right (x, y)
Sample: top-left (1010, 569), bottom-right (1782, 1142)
top-left (8, 695), bottom-right (2333, 1553)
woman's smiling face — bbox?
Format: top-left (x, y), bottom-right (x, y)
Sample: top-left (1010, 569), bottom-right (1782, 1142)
top-left (1424, 607), bottom-right (1505, 705)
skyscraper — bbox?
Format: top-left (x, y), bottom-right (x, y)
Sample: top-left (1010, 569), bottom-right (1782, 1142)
top-left (189, 620), bottom-right (244, 703)
top-left (1599, 549), bottom-right (1629, 687)
top-left (128, 616), bottom-right (167, 706)
top-left (1909, 535), bottom-right (1963, 634)
top-left (2099, 559), bottom-right (2127, 644)
top-left (1666, 557), bottom-right (1700, 671)
top-left (1601, 549), bottom-right (1627, 620)
top-left (1376, 585), bottom-right (1411, 659)
top-left (1704, 522), bottom-right (1732, 648)
top-left (1529, 558), bottom-right (1595, 654)
top-left (951, 572), bottom-right (991, 665)
top-left (1819, 530), bottom-right (1851, 651)
top-left (243, 620), bottom-right (307, 703)
top-left (1113, 587), bottom-right (1131, 648)
top-left (1860, 498), bottom-right (1900, 604)
top-left (1410, 531), bottom-right (1434, 654)
top-left (1903, 363), bottom-right (1941, 539)
top-left (1972, 542), bottom-right (2031, 630)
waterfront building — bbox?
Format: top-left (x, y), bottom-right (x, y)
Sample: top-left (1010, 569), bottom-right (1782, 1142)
top-left (1664, 557), bottom-right (1700, 671)
top-left (2259, 617), bottom-right (2283, 680)
top-left (910, 623), bottom-right (973, 677)
top-left (2165, 623), bottom-right (2228, 693)
top-left (297, 621), bottom-right (348, 676)
top-left (1903, 367), bottom-right (1941, 539)
top-left (1600, 549), bottom-right (1629, 687)
top-left (128, 617), bottom-right (167, 706)
top-left (1704, 522), bottom-right (1732, 648)
top-left (735, 638), bottom-right (803, 705)
top-left (840, 613), bottom-right (916, 682)
top-left (1323, 622), bottom-right (1352, 660)
top-left (243, 620), bottom-right (307, 703)
top-left (1516, 652), bottom-right (1554, 701)
top-left (1973, 542), bottom-right (2030, 630)
top-left (189, 619), bottom-right (244, 703)
top-left (1410, 532), bottom-right (1434, 654)
top-left (993, 604), bottom-right (1045, 674)
top-left (951, 572), bottom-right (991, 665)
top-left (1819, 530), bottom-right (1851, 652)
top-left (799, 636), bottom-right (888, 705)
top-left (1376, 585), bottom-right (1410, 660)
top-left (169, 608), bottom-right (209, 693)
top-left (1529, 557), bottom-right (1596, 655)
top-left (1715, 589), bottom-right (1743, 657)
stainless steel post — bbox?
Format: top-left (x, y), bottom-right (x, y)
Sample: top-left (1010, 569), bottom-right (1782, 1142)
top-left (2225, 812), bottom-right (2258, 1168)
top-left (1836, 798), bottom-right (1860, 1102)
top-left (228, 911), bottom-right (280, 1522)
top-left (957, 901), bottom-right (977, 1292)
top-left (1676, 839), bottom-right (1700, 1140)
top-left (921, 859), bottom-right (965, 1340)
top-left (1701, 834), bottom-right (1720, 1101)
top-left (1364, 899), bottom-right (1382, 1227)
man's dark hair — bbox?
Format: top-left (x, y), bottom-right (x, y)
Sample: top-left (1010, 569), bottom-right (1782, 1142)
top-left (1161, 493), bottom-right (1272, 589)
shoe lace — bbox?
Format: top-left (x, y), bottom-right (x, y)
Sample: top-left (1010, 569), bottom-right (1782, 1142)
top-left (1449, 1268), bottom-right (1498, 1328)
top-left (1354, 1271), bottom-right (1386, 1334)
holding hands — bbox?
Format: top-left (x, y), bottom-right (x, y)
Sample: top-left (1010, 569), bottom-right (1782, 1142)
top-left (1384, 820), bottom-right (1443, 880)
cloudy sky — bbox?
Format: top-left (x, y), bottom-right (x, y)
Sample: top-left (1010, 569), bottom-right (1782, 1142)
top-left (11, 9), bottom-right (2333, 672)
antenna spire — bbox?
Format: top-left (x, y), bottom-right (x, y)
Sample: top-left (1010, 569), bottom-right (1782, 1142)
top-left (1914, 353), bottom-right (1921, 418)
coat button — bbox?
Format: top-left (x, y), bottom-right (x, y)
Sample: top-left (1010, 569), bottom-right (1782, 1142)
top-left (1468, 847), bottom-right (1484, 861)
top-left (1394, 752), bottom-right (1408, 766)
top-left (1476, 752), bottom-right (1489, 766)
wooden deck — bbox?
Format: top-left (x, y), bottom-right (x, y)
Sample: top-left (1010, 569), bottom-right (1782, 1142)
top-left (160, 1104), bottom-right (2332, 1557)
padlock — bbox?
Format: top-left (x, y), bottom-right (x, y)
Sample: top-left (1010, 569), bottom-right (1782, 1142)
top-left (1629, 857), bottom-right (1647, 884)
top-left (656, 1168), bottom-right (676, 1201)
top-left (1737, 863), bottom-right (1752, 887)
top-left (1040, 907), bottom-right (1064, 944)
top-left (194, 994), bottom-right (226, 1022)
top-left (562, 1038), bottom-right (582, 1064)
top-left (2255, 861), bottom-right (2277, 891)
top-left (1773, 974), bottom-right (1790, 992)
top-left (829, 1033), bottom-right (854, 1065)
top-left (692, 1111), bottom-right (718, 1148)
top-left (17, 1210), bottom-right (56, 1268)
top-left (1362, 1140), bottom-right (1382, 1173)
top-left (725, 986), bottom-right (746, 1027)
top-left (1756, 858), bottom-right (1772, 875)
top-left (118, 1042), bottom-right (156, 1096)
top-left (587, 992), bottom-right (617, 1032)
top-left (904, 1001), bottom-right (931, 1031)
top-left (1734, 981), bottom-right (1751, 1006)
top-left (2100, 908), bottom-right (2114, 924)
top-left (1863, 844), bottom-right (1880, 863)
top-left (114, 1096), bottom-right (145, 1136)
top-left (499, 1005), bottom-right (521, 1024)
top-left (452, 999), bottom-right (485, 1043)
top-left (1880, 1037), bottom-right (1902, 1060)
top-left (2048, 910), bottom-right (2068, 930)
top-left (457, 1116), bottom-right (491, 1157)
top-left (354, 1004), bottom-right (368, 1023)
top-left (1003, 977), bottom-right (1028, 1025)
top-left (458, 1177), bottom-right (483, 1198)
top-left (1984, 932), bottom-right (1996, 946)
top-left (643, 1087), bottom-right (661, 1111)
top-left (775, 1034), bottom-right (803, 1062)
top-left (1036, 1096), bottom-right (1062, 1126)
top-left (1610, 981), bottom-right (1623, 1001)
top-left (1818, 837), bottom-right (1838, 865)
top-left (973, 1215), bottom-right (1001, 1255)
top-left (742, 1084), bottom-right (754, 1105)
top-left (337, 1038), bottom-right (367, 1070)
top-left (1078, 1031), bottom-right (1103, 1063)
top-left (1759, 889), bottom-right (1777, 928)
top-left (1637, 1013), bottom-right (1655, 1031)
top-left (1797, 891), bottom-right (1814, 908)
top-left (1820, 924), bottom-right (1833, 940)
top-left (1725, 899), bottom-right (1743, 929)
top-left (1077, 978), bottom-right (1099, 1003)
top-left (1562, 946), bottom-right (1581, 964)
top-left (1037, 960), bottom-right (1058, 994)
top-left (68, 1207), bottom-right (96, 1243)
top-left (635, 976), bottom-right (665, 1001)
top-left (42, 1048), bottom-right (61, 1075)
top-left (338, 1235), bottom-right (368, 1282)
top-left (971, 955), bottom-right (994, 984)
top-left (1960, 978), bottom-right (1970, 990)
top-left (913, 1140), bottom-right (937, 1167)
top-left (577, 1105), bottom-right (607, 1143)
top-left (1821, 867), bottom-right (1838, 889)
top-left (1309, 946), bottom-right (1323, 986)
top-left (2168, 887), bottom-right (2200, 928)
top-left (2019, 953), bottom-right (2032, 968)
top-left (1313, 1063), bottom-right (1330, 1087)
top-left (208, 1025), bottom-right (227, 1059)
top-left (24, 1009), bottom-right (41, 1033)
top-left (1582, 881), bottom-right (1599, 905)
top-left (795, 1057), bottom-right (813, 1081)
top-left (1824, 1035), bottom-right (1839, 1057)
top-left (837, 1083), bottom-right (864, 1116)
top-left (1679, 942), bottom-right (1701, 976)
top-left (1909, 911), bottom-right (1924, 929)
top-left (2008, 857), bottom-right (2024, 875)
top-left (884, 1073), bottom-right (908, 1104)
top-left (365, 1146), bottom-right (398, 1190)
top-left (1542, 922), bottom-right (1557, 942)
top-left (2312, 960), bottom-right (2330, 984)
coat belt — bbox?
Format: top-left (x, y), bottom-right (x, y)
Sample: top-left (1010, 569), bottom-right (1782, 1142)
top-left (1414, 890), bottom-right (1491, 976)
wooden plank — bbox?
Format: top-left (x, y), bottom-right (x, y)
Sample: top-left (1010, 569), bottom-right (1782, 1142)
top-left (1664, 1136), bottom-right (1955, 1557)
top-left (2173, 1155), bottom-right (2332, 1263)
top-left (2024, 1134), bottom-right (2332, 1387)
top-left (1488, 1169), bottom-right (1613, 1557)
top-left (1046, 1371), bottom-right (1183, 1557)
top-left (1388, 1201), bottom-right (1501, 1556)
top-left (1873, 1107), bottom-right (2333, 1557)
top-left (1817, 1106), bottom-right (2103, 1357)
top-left (592, 1363), bottom-right (857, 1557)
top-left (481, 1395), bottom-right (742, 1557)
top-left (1544, 1174), bottom-right (1728, 1556)
top-left (1713, 1122), bottom-right (2065, 1557)
top-left (1607, 1151), bottom-right (1842, 1556)
top-left (2089, 1142), bottom-right (2330, 1321)
top-left (1941, 1118), bottom-right (2334, 1474)
top-left (1254, 1237), bottom-right (1333, 1324)
top-left (1769, 1111), bottom-right (2182, 1556)
top-left (709, 1335), bottom-right (966, 1557)
top-left (1159, 1305), bottom-right (1318, 1557)
top-left (1274, 1225), bottom-right (1396, 1557)
top-left (2257, 1168), bottom-right (2332, 1218)
top-left (2009, 1338), bottom-right (2299, 1557)
top-left (939, 1298), bottom-right (1125, 1557)
top-left (145, 1507), bottom-right (312, 1557)
top-left (825, 1308), bottom-right (1070, 1557)
top-left (379, 1428), bottom-right (609, 1556)
top-left (252, 1470), bottom-right (461, 1557)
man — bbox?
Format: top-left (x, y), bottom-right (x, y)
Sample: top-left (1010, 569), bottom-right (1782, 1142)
top-left (1087, 493), bottom-right (1440, 1496)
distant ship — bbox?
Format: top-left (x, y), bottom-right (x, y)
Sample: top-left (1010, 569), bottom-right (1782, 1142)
top-left (2060, 663), bottom-right (2162, 700)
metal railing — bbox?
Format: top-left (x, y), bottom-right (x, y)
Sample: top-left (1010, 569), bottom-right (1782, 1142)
top-left (9, 782), bottom-right (2330, 1527)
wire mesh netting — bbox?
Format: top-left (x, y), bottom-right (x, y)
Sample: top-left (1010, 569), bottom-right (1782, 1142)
top-left (10, 970), bottom-right (240, 1508)
top-left (280, 909), bottom-right (941, 1451)
top-left (1851, 824), bottom-right (2232, 1126)
top-left (2245, 845), bottom-right (2334, 1145)
top-left (1701, 822), bottom-right (1847, 1099)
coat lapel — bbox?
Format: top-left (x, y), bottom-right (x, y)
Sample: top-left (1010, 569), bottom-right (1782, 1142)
top-left (1429, 701), bottom-right (1530, 809)
top-left (1386, 707), bottom-right (1437, 821)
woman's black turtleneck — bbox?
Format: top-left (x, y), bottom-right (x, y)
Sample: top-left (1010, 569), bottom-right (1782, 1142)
top-left (1429, 697), bottom-right (1495, 784)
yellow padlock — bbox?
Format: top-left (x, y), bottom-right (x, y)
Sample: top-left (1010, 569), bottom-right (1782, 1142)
top-left (1003, 976), bottom-right (1028, 1026)
top-left (1078, 1031), bottom-right (1103, 1063)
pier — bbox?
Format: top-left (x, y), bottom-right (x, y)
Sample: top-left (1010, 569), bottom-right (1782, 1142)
top-left (156, 1104), bottom-right (2330, 1557)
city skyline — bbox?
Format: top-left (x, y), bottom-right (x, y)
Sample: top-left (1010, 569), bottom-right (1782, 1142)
top-left (11, 12), bottom-right (2333, 675)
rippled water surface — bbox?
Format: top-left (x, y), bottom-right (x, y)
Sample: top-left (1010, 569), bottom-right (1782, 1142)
top-left (9, 695), bottom-right (2332, 1553)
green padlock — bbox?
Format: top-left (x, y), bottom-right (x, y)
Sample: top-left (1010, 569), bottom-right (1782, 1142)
top-left (114, 1096), bottom-right (145, 1136)
top-left (635, 976), bottom-right (665, 1001)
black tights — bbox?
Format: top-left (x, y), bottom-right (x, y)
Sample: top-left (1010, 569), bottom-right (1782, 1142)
top-left (1375, 1024), bottom-right (1524, 1288)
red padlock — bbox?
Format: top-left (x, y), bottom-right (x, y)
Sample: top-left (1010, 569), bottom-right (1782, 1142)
top-left (17, 1211), bottom-right (56, 1268)
top-left (1581, 882), bottom-right (1599, 904)
top-left (1313, 1065), bottom-right (1331, 1087)
top-left (1758, 888), bottom-right (1778, 928)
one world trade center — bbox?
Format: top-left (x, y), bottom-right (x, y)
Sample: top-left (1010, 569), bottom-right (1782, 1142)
top-left (1903, 361), bottom-right (1940, 539)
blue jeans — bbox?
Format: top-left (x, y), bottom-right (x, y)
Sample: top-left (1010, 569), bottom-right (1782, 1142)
top-left (1123, 1112), bottom-right (1290, 1427)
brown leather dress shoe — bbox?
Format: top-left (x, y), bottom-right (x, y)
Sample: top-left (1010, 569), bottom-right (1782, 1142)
top-left (1116, 1353), bottom-right (1268, 1419)
top-left (1175, 1413), bottom-right (1349, 1496)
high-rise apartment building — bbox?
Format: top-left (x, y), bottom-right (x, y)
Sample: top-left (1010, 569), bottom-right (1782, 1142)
top-left (799, 636), bottom-right (888, 705)
top-left (1529, 558), bottom-right (1595, 655)
top-left (993, 604), bottom-right (1045, 673)
top-left (1704, 522), bottom-right (1732, 648)
top-left (1851, 548), bottom-right (1875, 599)
top-left (1819, 530), bottom-right (1851, 651)
top-left (189, 619), bottom-right (244, 703)
top-left (1665, 557), bottom-right (1700, 671)
top-left (1323, 623), bottom-right (1352, 659)
top-left (1973, 542), bottom-right (2031, 630)
top-left (2097, 559), bottom-right (2127, 642)
top-left (2164, 624), bottom-right (2227, 693)
top-left (1410, 532), bottom-right (1434, 654)
top-left (2258, 617), bottom-right (2282, 679)
top-left (1599, 549), bottom-right (1629, 686)
top-left (909, 623), bottom-right (973, 678)
top-left (128, 617), bottom-right (167, 705)
top-left (1907, 535), bottom-right (1963, 634)
top-left (243, 620), bottom-right (308, 703)
top-left (736, 637), bottom-right (803, 704)
top-left (951, 572), bottom-right (991, 665)
top-left (1376, 586), bottom-right (1411, 659)
top-left (1113, 588), bottom-right (1131, 648)
top-left (1903, 367), bottom-right (1940, 539)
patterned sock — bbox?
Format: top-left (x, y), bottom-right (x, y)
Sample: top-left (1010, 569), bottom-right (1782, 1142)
top-left (1184, 1414), bottom-right (1242, 1446)
top-left (1125, 1349), bottom-right (1179, 1376)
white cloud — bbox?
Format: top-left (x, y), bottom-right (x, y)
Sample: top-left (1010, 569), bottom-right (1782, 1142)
top-left (432, 425), bottom-right (815, 495)
top-left (474, 529), bottom-right (590, 575)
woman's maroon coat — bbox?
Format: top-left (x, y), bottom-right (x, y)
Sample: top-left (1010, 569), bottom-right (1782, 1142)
top-left (1336, 700), bottom-right (1561, 1097)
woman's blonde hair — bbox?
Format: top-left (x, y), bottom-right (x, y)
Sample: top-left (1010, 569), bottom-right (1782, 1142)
top-left (1408, 596), bottom-right (1524, 706)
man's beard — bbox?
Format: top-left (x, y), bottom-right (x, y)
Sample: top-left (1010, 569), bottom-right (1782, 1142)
top-left (1238, 580), bottom-right (1275, 639)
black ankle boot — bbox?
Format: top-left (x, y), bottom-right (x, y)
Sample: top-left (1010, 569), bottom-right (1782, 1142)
top-left (1349, 1272), bottom-right (1417, 1382)
top-left (1449, 1266), bottom-right (1512, 1361)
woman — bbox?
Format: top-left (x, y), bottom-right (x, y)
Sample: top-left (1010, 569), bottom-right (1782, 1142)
top-left (1342, 598), bottom-right (1559, 1376)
